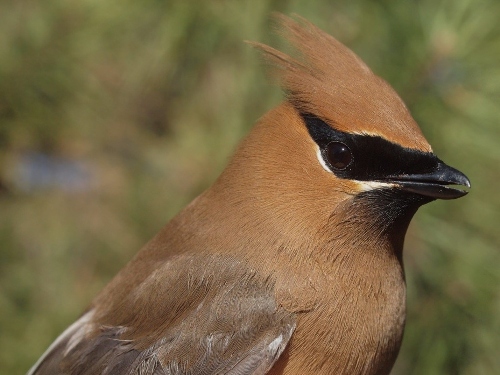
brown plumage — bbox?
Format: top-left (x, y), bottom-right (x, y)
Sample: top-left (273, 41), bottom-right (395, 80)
top-left (28, 15), bottom-right (470, 375)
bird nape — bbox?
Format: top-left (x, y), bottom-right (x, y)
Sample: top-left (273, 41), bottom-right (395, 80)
top-left (28, 14), bottom-right (470, 375)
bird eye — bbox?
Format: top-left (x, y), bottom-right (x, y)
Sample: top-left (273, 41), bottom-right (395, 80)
top-left (326, 142), bottom-right (353, 170)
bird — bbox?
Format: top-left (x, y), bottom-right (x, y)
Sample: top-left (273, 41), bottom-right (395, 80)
top-left (28, 14), bottom-right (470, 375)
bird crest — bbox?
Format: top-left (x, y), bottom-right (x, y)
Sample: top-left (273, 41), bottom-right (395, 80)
top-left (249, 14), bottom-right (431, 152)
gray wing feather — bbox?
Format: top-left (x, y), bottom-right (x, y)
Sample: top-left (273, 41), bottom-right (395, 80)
top-left (29, 254), bottom-right (296, 375)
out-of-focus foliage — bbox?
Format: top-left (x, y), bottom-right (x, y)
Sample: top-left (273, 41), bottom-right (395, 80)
top-left (0, 0), bottom-right (498, 374)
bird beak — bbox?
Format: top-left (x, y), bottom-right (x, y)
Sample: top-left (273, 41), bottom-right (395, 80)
top-left (385, 160), bottom-right (471, 200)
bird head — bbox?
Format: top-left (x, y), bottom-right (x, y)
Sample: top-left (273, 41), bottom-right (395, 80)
top-left (200, 15), bottom-right (469, 262)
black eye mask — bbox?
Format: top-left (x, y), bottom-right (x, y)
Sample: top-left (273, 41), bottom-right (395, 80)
top-left (302, 114), bottom-right (439, 181)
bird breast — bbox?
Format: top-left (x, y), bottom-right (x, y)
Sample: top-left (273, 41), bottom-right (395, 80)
top-left (270, 245), bottom-right (407, 375)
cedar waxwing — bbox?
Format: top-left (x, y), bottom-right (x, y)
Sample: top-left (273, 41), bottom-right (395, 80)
top-left (28, 14), bottom-right (470, 375)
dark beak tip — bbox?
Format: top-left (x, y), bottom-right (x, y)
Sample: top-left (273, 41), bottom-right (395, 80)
top-left (451, 169), bottom-right (471, 189)
top-left (448, 170), bottom-right (471, 197)
top-left (463, 177), bottom-right (472, 189)
top-left (446, 170), bottom-right (471, 198)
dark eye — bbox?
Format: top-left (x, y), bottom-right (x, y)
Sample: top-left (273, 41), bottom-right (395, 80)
top-left (326, 142), bottom-right (353, 170)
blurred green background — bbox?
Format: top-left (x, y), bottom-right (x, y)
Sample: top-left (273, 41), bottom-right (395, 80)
top-left (1, 0), bottom-right (498, 374)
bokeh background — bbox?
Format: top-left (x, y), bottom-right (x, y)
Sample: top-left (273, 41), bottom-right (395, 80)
top-left (1, 0), bottom-right (499, 374)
